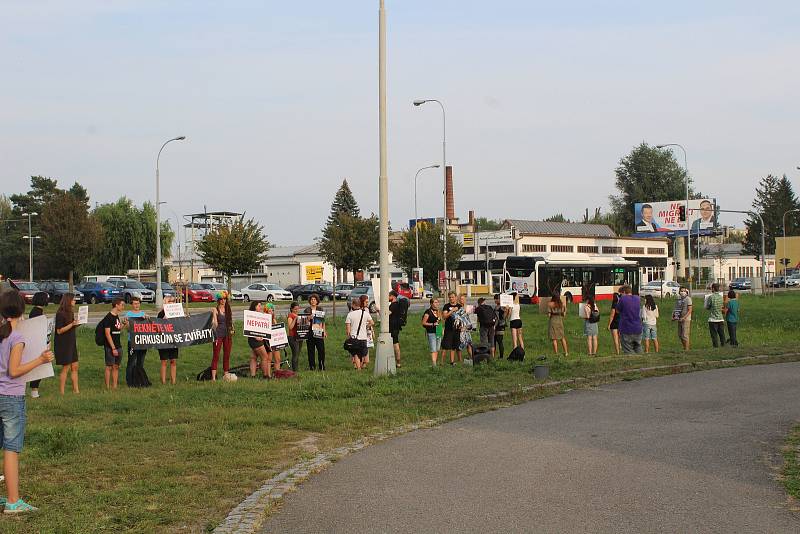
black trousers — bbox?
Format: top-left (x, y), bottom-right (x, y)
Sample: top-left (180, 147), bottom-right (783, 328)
top-left (727, 321), bottom-right (738, 346)
top-left (495, 332), bottom-right (505, 358)
top-left (709, 322), bottom-right (726, 347)
top-left (307, 337), bottom-right (326, 370)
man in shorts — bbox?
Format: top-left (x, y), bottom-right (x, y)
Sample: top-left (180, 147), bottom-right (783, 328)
top-left (100, 297), bottom-right (125, 389)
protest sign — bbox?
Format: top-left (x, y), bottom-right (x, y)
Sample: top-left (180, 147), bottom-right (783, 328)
top-left (296, 312), bottom-right (311, 339)
top-left (129, 313), bottom-right (215, 350)
top-left (311, 310), bottom-right (325, 338)
top-left (269, 323), bottom-right (288, 349)
top-left (16, 315), bottom-right (55, 383)
top-left (77, 305), bottom-right (89, 325)
top-left (243, 310), bottom-right (272, 338)
top-left (499, 293), bottom-right (514, 308)
top-left (163, 302), bottom-right (185, 319)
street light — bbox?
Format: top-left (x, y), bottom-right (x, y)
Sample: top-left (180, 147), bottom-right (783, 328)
top-left (155, 136), bottom-right (186, 307)
top-left (656, 144), bottom-right (691, 287)
top-left (20, 212), bottom-right (39, 282)
top-left (413, 98), bottom-right (447, 292)
top-left (413, 164), bottom-right (440, 270)
top-left (782, 209), bottom-right (800, 276)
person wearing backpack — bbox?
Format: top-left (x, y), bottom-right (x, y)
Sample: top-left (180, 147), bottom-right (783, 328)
top-left (345, 295), bottom-right (374, 370)
top-left (476, 297), bottom-right (497, 359)
top-left (97, 298), bottom-right (125, 389)
top-left (583, 296), bottom-right (600, 356)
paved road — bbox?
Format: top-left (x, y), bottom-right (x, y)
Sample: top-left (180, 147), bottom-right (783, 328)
top-left (261, 362), bottom-right (800, 533)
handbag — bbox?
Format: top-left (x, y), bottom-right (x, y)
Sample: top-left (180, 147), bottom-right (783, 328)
top-left (343, 310), bottom-right (367, 353)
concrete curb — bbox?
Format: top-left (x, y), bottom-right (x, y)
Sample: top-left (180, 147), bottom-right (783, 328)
top-left (213, 352), bottom-right (800, 534)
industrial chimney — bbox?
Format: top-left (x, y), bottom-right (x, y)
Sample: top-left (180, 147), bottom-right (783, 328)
top-left (445, 165), bottom-right (455, 223)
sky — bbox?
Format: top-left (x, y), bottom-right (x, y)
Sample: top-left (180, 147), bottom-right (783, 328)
top-left (2, 1), bottom-right (799, 252)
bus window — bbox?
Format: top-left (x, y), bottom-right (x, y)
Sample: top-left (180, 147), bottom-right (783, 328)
top-left (612, 268), bottom-right (626, 287)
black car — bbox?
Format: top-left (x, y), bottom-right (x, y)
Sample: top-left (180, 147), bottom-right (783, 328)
top-left (37, 280), bottom-right (84, 304)
top-left (292, 283), bottom-right (335, 301)
top-left (143, 282), bottom-right (180, 299)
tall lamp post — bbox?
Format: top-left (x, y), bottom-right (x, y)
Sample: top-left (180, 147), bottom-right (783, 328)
top-left (782, 208), bottom-right (800, 276)
top-left (155, 136), bottom-right (186, 308)
top-left (413, 164), bottom-right (440, 269)
top-left (20, 212), bottom-right (39, 282)
top-left (656, 143), bottom-right (691, 287)
top-left (413, 98), bottom-right (447, 292)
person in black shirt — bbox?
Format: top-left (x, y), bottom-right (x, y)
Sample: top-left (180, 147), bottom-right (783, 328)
top-left (54, 293), bottom-right (81, 395)
top-left (421, 298), bottom-right (441, 366)
top-left (100, 298), bottom-right (125, 389)
top-left (440, 292), bottom-right (461, 365)
top-left (388, 291), bottom-right (403, 368)
top-left (27, 292), bottom-right (49, 398)
top-left (156, 295), bottom-right (180, 385)
top-left (493, 294), bottom-right (508, 359)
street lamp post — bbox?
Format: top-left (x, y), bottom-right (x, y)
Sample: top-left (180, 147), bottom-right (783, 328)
top-left (782, 209), bottom-right (800, 276)
top-left (413, 98), bottom-right (447, 292)
top-left (656, 144), bottom-right (691, 287)
top-left (413, 164), bottom-right (440, 269)
top-left (155, 136), bottom-right (186, 308)
top-left (20, 212), bottom-right (39, 282)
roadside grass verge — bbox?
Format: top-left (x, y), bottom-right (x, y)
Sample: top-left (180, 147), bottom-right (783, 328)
top-left (784, 425), bottom-right (800, 502)
top-left (3, 292), bottom-right (799, 533)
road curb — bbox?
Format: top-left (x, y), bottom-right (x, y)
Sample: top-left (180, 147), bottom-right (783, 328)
top-left (213, 352), bottom-right (800, 534)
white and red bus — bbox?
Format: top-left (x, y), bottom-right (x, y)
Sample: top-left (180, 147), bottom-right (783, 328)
top-left (503, 254), bottom-right (639, 304)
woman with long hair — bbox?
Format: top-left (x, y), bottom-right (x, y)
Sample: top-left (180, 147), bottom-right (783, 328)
top-left (264, 302), bottom-right (281, 373)
top-left (548, 293), bottom-right (568, 356)
top-left (54, 293), bottom-right (81, 394)
top-left (641, 294), bottom-right (660, 353)
top-left (421, 297), bottom-right (441, 366)
top-left (286, 301), bottom-right (302, 372)
top-left (440, 292), bottom-right (461, 365)
top-left (304, 294), bottom-right (327, 370)
top-left (156, 295), bottom-right (180, 385)
top-left (246, 301), bottom-right (272, 378)
top-left (509, 293), bottom-right (524, 350)
top-left (607, 290), bottom-right (622, 355)
top-left (583, 296), bottom-right (599, 356)
top-left (210, 291), bottom-right (234, 381)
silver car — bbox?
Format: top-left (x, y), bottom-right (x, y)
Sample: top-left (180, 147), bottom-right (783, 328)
top-left (639, 280), bottom-right (680, 298)
top-left (347, 286), bottom-right (378, 313)
top-left (240, 283), bottom-right (293, 302)
top-left (111, 279), bottom-right (156, 303)
top-left (202, 282), bottom-right (244, 301)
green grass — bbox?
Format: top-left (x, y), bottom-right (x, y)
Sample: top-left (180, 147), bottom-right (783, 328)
top-left (783, 425), bottom-right (800, 501)
top-left (6, 292), bottom-right (800, 532)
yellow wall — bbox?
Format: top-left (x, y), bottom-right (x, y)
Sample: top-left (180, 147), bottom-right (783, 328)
top-left (775, 236), bottom-right (800, 273)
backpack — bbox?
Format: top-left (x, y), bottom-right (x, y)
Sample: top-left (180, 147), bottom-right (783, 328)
top-left (94, 320), bottom-right (106, 346)
top-left (477, 304), bottom-right (497, 327)
top-left (588, 306), bottom-right (600, 324)
top-left (473, 344), bottom-right (491, 365)
top-left (508, 346), bottom-right (525, 361)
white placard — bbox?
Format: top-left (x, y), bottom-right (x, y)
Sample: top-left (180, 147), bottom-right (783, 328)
top-left (366, 328), bottom-right (374, 348)
top-left (578, 303), bottom-right (588, 319)
top-left (243, 310), bottom-right (272, 338)
top-left (268, 323), bottom-right (288, 348)
top-left (163, 302), bottom-right (185, 319)
top-left (77, 305), bottom-right (89, 325)
top-left (499, 293), bottom-right (514, 308)
top-left (16, 315), bottom-right (55, 383)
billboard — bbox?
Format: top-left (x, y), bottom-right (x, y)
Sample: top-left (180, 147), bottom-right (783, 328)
top-left (633, 199), bottom-right (716, 237)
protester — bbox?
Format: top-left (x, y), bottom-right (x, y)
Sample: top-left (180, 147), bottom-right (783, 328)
top-left (388, 291), bottom-right (403, 368)
top-left (616, 285), bottom-right (643, 354)
top-left (641, 294), bottom-right (660, 353)
top-left (156, 296), bottom-right (179, 385)
top-left (210, 292), bottom-right (234, 380)
top-left (705, 283), bottom-right (726, 347)
top-left (724, 290), bottom-right (739, 347)
top-left (54, 293), bottom-right (80, 394)
top-left (493, 294), bottom-right (508, 358)
top-left (27, 292), bottom-right (49, 398)
top-left (583, 296), bottom-right (599, 356)
top-left (440, 292), bottom-right (461, 365)
top-left (0, 289), bottom-right (54, 513)
top-left (547, 293), bottom-right (568, 356)
top-left (345, 295), bottom-right (373, 370)
top-left (475, 297), bottom-right (497, 358)
top-left (457, 294), bottom-right (473, 360)
top-left (125, 296), bottom-right (150, 388)
top-left (672, 286), bottom-right (693, 350)
top-left (264, 302), bottom-right (281, 373)
top-left (305, 294), bottom-right (327, 370)
top-left (606, 291), bottom-right (622, 355)
top-left (100, 298), bottom-right (125, 389)
top-left (286, 301), bottom-right (302, 372)
top-left (246, 301), bottom-right (272, 379)
top-left (509, 293), bottom-right (524, 350)
top-left (421, 298), bottom-right (441, 366)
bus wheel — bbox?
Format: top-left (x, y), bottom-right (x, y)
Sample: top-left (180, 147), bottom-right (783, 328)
top-left (564, 292), bottom-right (573, 304)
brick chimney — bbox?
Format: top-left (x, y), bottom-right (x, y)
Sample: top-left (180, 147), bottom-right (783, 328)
top-left (445, 165), bottom-right (455, 222)
top-left (468, 210), bottom-right (475, 228)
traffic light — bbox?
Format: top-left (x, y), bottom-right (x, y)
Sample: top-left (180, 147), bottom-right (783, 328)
top-left (678, 205), bottom-right (686, 222)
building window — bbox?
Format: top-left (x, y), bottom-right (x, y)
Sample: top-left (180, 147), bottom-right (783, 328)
top-left (522, 244), bottom-right (546, 253)
top-left (492, 245), bottom-right (515, 254)
top-left (647, 248), bottom-right (665, 255)
top-left (626, 247), bottom-right (645, 255)
top-left (602, 246), bottom-right (622, 254)
top-left (551, 245), bottom-right (574, 253)
top-left (462, 247), bottom-right (474, 255)
top-left (577, 246), bottom-right (598, 253)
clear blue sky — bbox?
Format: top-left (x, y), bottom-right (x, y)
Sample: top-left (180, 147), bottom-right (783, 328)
top-left (2, 1), bottom-right (798, 247)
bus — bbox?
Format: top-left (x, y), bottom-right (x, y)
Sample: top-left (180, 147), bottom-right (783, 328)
top-left (503, 254), bottom-right (639, 303)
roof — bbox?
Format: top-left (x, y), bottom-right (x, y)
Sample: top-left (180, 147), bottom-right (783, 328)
top-left (263, 244), bottom-right (322, 265)
top-left (503, 219), bottom-right (616, 238)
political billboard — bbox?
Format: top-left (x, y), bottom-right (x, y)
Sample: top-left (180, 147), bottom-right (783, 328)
top-left (633, 199), bottom-right (716, 237)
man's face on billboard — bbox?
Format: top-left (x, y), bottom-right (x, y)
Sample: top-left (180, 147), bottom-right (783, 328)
top-left (700, 202), bottom-right (713, 221)
top-left (641, 206), bottom-right (653, 223)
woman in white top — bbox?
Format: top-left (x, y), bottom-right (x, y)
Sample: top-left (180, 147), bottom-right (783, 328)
top-left (641, 294), bottom-right (660, 353)
top-left (509, 293), bottom-right (524, 350)
top-left (345, 295), bottom-right (374, 370)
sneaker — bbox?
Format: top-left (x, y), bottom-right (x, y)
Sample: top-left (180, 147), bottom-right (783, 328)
top-left (30, 390), bottom-right (40, 398)
top-left (4, 499), bottom-right (38, 514)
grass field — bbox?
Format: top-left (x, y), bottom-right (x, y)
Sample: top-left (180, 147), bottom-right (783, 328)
top-left (4, 292), bottom-right (800, 532)
top-left (784, 425), bottom-right (800, 502)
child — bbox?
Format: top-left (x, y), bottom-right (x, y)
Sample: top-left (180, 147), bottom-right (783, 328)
top-left (724, 290), bottom-right (739, 347)
top-left (641, 294), bottom-right (660, 353)
top-left (100, 298), bottom-right (125, 389)
top-left (0, 289), bottom-right (54, 513)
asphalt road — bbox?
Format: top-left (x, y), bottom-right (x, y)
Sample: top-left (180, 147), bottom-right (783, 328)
top-left (260, 362), bottom-right (800, 533)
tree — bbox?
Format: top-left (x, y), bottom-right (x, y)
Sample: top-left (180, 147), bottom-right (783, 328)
top-left (544, 213), bottom-right (570, 223)
top-left (581, 207), bottom-right (619, 229)
top-left (391, 221), bottom-right (463, 286)
top-left (39, 191), bottom-right (101, 286)
top-left (742, 174), bottom-right (800, 259)
top-left (474, 217), bottom-right (503, 231)
top-left (319, 213), bottom-right (379, 281)
top-left (196, 218), bottom-right (270, 293)
top-left (609, 143), bottom-right (696, 235)
top-left (326, 179), bottom-right (360, 224)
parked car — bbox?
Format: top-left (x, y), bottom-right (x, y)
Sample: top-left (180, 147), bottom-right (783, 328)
top-left (347, 286), bottom-right (378, 313)
top-left (639, 280), bottom-right (680, 298)
top-left (354, 280), bottom-right (372, 287)
top-left (186, 283), bottom-right (215, 303)
top-left (10, 281), bottom-right (42, 304)
top-left (334, 283), bottom-right (354, 299)
top-left (391, 281), bottom-right (413, 299)
top-left (729, 277), bottom-right (752, 290)
top-left (769, 276), bottom-right (788, 288)
top-left (200, 282), bottom-right (244, 301)
top-left (75, 281), bottom-right (123, 304)
top-left (240, 283), bottom-right (293, 302)
top-left (110, 279), bottom-right (155, 303)
top-left (423, 284), bottom-right (434, 299)
top-left (38, 280), bottom-right (84, 304)
top-left (284, 284), bottom-right (302, 295)
top-left (291, 283), bottom-right (335, 301)
top-left (143, 282), bottom-right (180, 299)
top-left (786, 274), bottom-right (800, 288)
top-left (81, 275), bottom-right (125, 284)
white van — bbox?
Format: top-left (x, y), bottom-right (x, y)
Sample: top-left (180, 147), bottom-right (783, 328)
top-left (81, 275), bottom-right (126, 284)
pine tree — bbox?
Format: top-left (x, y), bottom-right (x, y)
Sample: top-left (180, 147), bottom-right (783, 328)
top-left (742, 174), bottom-right (800, 259)
top-left (326, 179), bottom-right (360, 226)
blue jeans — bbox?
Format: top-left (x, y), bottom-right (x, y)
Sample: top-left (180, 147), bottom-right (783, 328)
top-left (426, 333), bottom-right (441, 352)
top-left (0, 395), bottom-right (26, 453)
